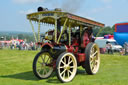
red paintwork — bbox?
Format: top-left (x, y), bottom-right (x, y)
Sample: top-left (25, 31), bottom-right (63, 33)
top-left (65, 32), bottom-right (91, 63)
top-left (41, 43), bottom-right (53, 48)
top-left (52, 60), bottom-right (56, 70)
top-left (66, 45), bottom-right (74, 53)
top-left (66, 38), bottom-right (79, 53)
top-left (41, 31), bottom-right (92, 64)
top-left (74, 47), bottom-right (79, 53)
top-left (66, 45), bottom-right (86, 63)
top-left (77, 53), bottom-right (86, 63)
top-left (115, 23), bottom-right (128, 32)
top-left (81, 32), bottom-right (90, 48)
top-left (71, 38), bottom-right (79, 53)
top-left (72, 39), bottom-right (79, 46)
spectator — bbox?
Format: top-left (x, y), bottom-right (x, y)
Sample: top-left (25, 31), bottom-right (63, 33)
top-left (106, 42), bottom-right (113, 54)
top-left (124, 42), bottom-right (128, 55)
top-left (119, 48), bottom-right (125, 55)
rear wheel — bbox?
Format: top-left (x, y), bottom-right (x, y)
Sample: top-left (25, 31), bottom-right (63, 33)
top-left (83, 43), bottom-right (100, 74)
top-left (56, 52), bottom-right (77, 83)
top-left (33, 51), bottom-right (53, 79)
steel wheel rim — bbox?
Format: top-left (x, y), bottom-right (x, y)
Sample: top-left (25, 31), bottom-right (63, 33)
top-left (36, 52), bottom-right (53, 78)
top-left (90, 44), bottom-right (100, 74)
top-left (58, 53), bottom-right (77, 82)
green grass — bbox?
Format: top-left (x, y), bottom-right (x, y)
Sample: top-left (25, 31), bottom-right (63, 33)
top-left (0, 49), bottom-right (128, 85)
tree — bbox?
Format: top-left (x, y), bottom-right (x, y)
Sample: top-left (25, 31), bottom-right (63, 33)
top-left (18, 34), bottom-right (24, 39)
top-left (93, 26), bottom-right (115, 37)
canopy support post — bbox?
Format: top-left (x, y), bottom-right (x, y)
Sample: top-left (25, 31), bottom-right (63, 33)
top-left (80, 25), bottom-right (83, 37)
top-left (57, 18), bottom-right (68, 44)
top-left (29, 20), bottom-right (37, 43)
top-left (54, 19), bottom-right (57, 43)
top-left (69, 24), bottom-right (71, 46)
top-left (38, 20), bottom-right (41, 42)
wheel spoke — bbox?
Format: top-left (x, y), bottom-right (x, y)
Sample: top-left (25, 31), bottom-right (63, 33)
top-left (37, 65), bottom-right (41, 69)
top-left (67, 70), bottom-right (70, 78)
top-left (37, 68), bottom-right (41, 73)
top-left (95, 61), bottom-right (98, 66)
top-left (60, 69), bottom-right (66, 76)
top-left (91, 60), bottom-right (98, 71)
top-left (37, 66), bottom-right (43, 74)
top-left (90, 57), bottom-right (99, 72)
top-left (91, 49), bottom-right (93, 55)
top-left (42, 69), bottom-right (45, 75)
top-left (43, 68), bottom-right (47, 74)
top-left (90, 61), bottom-right (94, 67)
top-left (63, 72), bottom-right (65, 78)
top-left (92, 48), bottom-right (95, 53)
top-left (43, 55), bottom-right (46, 62)
top-left (90, 59), bottom-right (95, 67)
top-left (91, 66), bottom-right (95, 71)
top-left (90, 57), bottom-right (93, 62)
top-left (95, 59), bottom-right (99, 63)
top-left (46, 57), bottom-right (50, 64)
top-left (61, 60), bottom-right (66, 65)
top-left (91, 51), bottom-right (98, 58)
top-left (94, 59), bottom-right (98, 66)
top-left (41, 55), bottom-right (45, 63)
top-left (68, 70), bottom-right (72, 74)
top-left (38, 61), bottom-right (42, 64)
top-left (68, 56), bottom-right (71, 63)
top-left (70, 66), bottom-right (74, 68)
top-left (64, 57), bottom-right (66, 64)
top-left (59, 66), bottom-right (64, 68)
top-left (68, 60), bottom-right (73, 65)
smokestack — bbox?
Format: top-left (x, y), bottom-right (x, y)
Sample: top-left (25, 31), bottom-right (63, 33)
top-left (37, 7), bottom-right (48, 12)
top-left (37, 7), bottom-right (43, 12)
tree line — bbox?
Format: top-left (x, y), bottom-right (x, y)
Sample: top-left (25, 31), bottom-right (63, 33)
top-left (93, 26), bottom-right (115, 37)
top-left (0, 26), bottom-right (115, 42)
top-left (0, 32), bottom-right (35, 42)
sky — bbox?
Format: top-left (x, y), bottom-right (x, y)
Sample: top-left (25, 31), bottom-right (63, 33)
top-left (0, 0), bottom-right (128, 32)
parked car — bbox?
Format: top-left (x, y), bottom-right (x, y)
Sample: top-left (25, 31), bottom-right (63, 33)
top-left (95, 39), bottom-right (122, 52)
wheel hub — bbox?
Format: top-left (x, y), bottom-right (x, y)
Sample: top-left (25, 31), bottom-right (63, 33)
top-left (64, 64), bottom-right (70, 70)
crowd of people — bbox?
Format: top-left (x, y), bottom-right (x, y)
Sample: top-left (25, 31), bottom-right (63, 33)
top-left (0, 41), bottom-right (37, 50)
top-left (1, 39), bottom-right (128, 55)
top-left (106, 42), bottom-right (128, 55)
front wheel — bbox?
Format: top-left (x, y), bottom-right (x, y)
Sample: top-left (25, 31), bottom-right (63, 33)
top-left (33, 51), bottom-right (54, 79)
top-left (83, 43), bottom-right (100, 75)
top-left (56, 52), bottom-right (77, 83)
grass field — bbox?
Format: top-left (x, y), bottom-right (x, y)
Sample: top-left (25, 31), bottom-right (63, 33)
top-left (0, 49), bottom-right (128, 85)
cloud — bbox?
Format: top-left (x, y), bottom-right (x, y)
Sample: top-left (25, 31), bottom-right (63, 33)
top-left (19, 9), bottom-right (35, 14)
top-left (13, 0), bottom-right (43, 4)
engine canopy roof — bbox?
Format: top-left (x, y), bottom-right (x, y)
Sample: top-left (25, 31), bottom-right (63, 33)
top-left (27, 11), bottom-right (104, 28)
